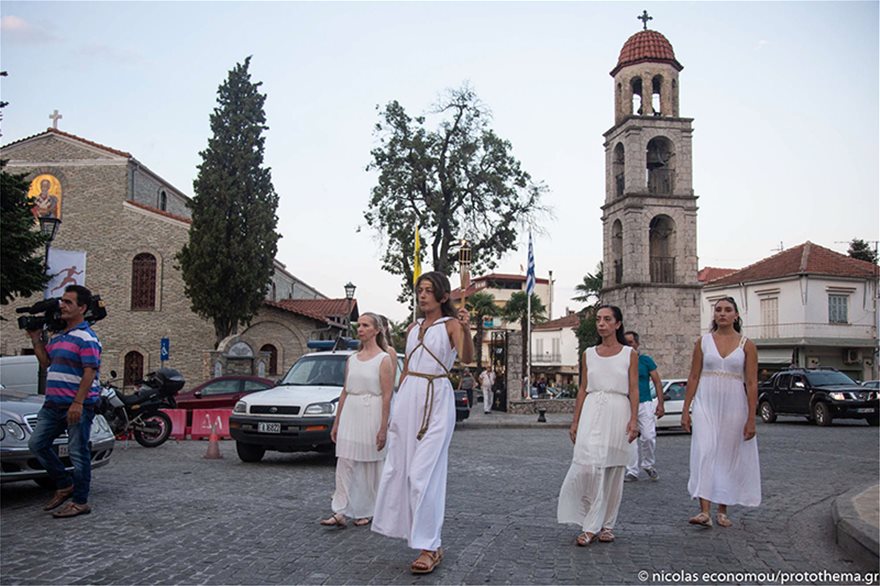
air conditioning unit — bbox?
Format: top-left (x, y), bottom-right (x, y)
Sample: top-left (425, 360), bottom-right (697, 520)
top-left (843, 349), bottom-right (860, 365)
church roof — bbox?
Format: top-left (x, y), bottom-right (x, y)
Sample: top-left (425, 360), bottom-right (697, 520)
top-left (610, 30), bottom-right (683, 76)
top-left (698, 267), bottom-right (738, 284)
top-left (125, 200), bottom-right (191, 225)
top-left (1, 127), bottom-right (133, 158)
top-left (533, 312), bottom-right (581, 332)
top-left (265, 298), bottom-right (359, 324)
top-left (705, 242), bottom-right (879, 287)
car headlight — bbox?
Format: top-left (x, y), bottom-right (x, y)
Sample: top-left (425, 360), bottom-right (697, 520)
top-left (233, 401), bottom-right (247, 414)
top-left (3, 421), bottom-right (27, 441)
top-left (304, 402), bottom-right (335, 415)
top-left (829, 392), bottom-right (847, 401)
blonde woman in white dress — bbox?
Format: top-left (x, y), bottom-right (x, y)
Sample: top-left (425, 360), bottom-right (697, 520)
top-left (682, 297), bottom-right (761, 528)
top-left (320, 313), bottom-right (394, 528)
top-left (558, 305), bottom-right (639, 546)
top-left (372, 272), bottom-right (474, 575)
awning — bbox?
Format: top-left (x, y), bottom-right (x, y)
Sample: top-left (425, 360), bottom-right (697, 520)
top-left (758, 348), bottom-right (793, 364)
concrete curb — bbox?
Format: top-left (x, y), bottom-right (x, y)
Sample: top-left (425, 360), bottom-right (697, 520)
top-left (831, 483), bottom-right (879, 571)
top-left (456, 420), bottom-right (569, 429)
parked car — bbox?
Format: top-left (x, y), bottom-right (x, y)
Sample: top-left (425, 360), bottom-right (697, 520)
top-left (175, 375), bottom-right (275, 426)
top-left (652, 379), bottom-right (689, 430)
top-left (230, 350), bottom-right (404, 462)
top-left (0, 355), bottom-right (39, 394)
top-left (861, 380), bottom-right (880, 391)
top-left (0, 388), bottom-right (115, 487)
top-left (758, 368), bottom-right (879, 426)
top-left (454, 390), bottom-right (470, 422)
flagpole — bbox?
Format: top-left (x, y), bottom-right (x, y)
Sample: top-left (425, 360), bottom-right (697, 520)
top-left (526, 287), bottom-right (531, 401)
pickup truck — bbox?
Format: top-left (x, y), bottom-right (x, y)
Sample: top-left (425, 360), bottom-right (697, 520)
top-left (757, 368), bottom-right (878, 427)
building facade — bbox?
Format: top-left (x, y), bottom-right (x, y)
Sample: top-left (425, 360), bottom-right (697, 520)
top-left (600, 28), bottom-right (701, 377)
top-left (531, 311), bottom-right (580, 386)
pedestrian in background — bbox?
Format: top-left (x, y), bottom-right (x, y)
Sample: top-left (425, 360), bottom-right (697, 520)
top-left (479, 368), bottom-right (496, 413)
top-left (624, 331), bottom-right (664, 482)
top-left (27, 285), bottom-right (102, 518)
top-left (372, 272), bottom-right (474, 574)
top-left (321, 312), bottom-right (394, 528)
top-left (459, 368), bottom-right (476, 408)
top-left (557, 305), bottom-right (639, 546)
top-left (682, 297), bottom-right (761, 528)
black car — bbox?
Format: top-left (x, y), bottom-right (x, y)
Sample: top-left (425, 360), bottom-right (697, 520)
top-left (758, 368), bottom-right (879, 427)
top-left (454, 390), bottom-right (470, 422)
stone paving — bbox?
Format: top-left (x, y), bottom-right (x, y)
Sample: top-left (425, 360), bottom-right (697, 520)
top-left (1, 416), bottom-right (878, 585)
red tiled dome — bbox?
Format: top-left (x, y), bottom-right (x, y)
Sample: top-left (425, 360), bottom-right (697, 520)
top-left (610, 30), bottom-right (683, 76)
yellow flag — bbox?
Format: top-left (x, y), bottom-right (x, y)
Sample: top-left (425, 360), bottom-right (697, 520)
top-left (413, 224), bottom-right (422, 286)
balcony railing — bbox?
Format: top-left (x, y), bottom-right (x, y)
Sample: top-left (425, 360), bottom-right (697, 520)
top-left (741, 323), bottom-right (876, 341)
top-left (532, 352), bottom-right (562, 364)
top-left (648, 168), bottom-right (675, 195)
top-left (650, 256), bottom-right (675, 283)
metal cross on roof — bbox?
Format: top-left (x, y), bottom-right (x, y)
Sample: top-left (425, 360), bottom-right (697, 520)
top-left (638, 10), bottom-right (653, 30)
top-left (49, 109), bottom-right (62, 129)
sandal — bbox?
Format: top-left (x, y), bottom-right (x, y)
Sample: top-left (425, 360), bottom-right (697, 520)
top-left (52, 502), bottom-right (91, 518)
top-left (411, 548), bottom-right (443, 574)
top-left (576, 532), bottom-right (596, 546)
top-left (688, 512), bottom-right (713, 527)
top-left (716, 513), bottom-right (732, 528)
top-left (353, 517), bottom-right (372, 527)
top-left (598, 528), bottom-right (615, 542)
top-left (319, 513), bottom-right (347, 528)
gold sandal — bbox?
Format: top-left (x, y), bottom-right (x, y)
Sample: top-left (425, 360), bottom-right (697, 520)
top-left (598, 528), bottom-right (615, 542)
top-left (716, 513), bottom-right (732, 528)
top-left (319, 513), bottom-right (347, 528)
top-left (688, 512), bottom-right (713, 527)
top-left (576, 532), bottom-right (596, 546)
top-left (411, 549), bottom-right (442, 574)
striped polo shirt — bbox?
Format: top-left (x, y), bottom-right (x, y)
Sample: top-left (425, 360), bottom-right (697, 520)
top-left (45, 322), bottom-right (102, 406)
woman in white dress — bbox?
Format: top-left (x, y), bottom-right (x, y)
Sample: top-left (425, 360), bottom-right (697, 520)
top-left (682, 297), bottom-right (761, 528)
top-left (372, 272), bottom-right (474, 574)
top-left (320, 313), bottom-right (394, 528)
top-left (558, 305), bottom-right (639, 546)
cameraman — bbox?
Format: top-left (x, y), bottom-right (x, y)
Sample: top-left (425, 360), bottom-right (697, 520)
top-left (26, 285), bottom-right (102, 518)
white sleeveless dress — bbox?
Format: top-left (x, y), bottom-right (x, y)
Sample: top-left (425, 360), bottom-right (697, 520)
top-left (558, 345), bottom-right (633, 534)
top-left (372, 317), bottom-right (456, 551)
top-left (331, 352), bottom-right (388, 519)
top-left (688, 334), bottom-right (761, 507)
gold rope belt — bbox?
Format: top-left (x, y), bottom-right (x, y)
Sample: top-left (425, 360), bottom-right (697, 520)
top-left (405, 371), bottom-right (449, 440)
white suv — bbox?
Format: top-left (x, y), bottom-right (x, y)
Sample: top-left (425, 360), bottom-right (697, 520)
top-left (229, 349), bottom-right (402, 462)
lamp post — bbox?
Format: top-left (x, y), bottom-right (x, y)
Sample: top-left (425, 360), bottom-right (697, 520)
top-left (344, 281), bottom-right (356, 341)
top-left (37, 217), bottom-right (61, 395)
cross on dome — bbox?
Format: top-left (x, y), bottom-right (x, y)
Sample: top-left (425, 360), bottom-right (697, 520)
top-left (49, 109), bottom-right (63, 129)
top-left (637, 10), bottom-right (653, 30)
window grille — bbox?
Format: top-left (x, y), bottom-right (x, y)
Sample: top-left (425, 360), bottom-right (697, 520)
top-left (131, 253), bottom-right (157, 310)
top-left (124, 351), bottom-right (144, 387)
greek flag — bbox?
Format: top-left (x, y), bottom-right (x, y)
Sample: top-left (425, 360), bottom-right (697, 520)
top-left (526, 232), bottom-right (535, 295)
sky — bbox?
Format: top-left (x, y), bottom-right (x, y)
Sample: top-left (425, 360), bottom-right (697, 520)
top-left (2, 1), bottom-right (878, 323)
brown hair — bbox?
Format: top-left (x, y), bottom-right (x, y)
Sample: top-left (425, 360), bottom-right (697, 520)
top-left (415, 271), bottom-right (456, 318)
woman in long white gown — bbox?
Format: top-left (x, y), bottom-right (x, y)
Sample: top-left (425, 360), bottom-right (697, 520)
top-left (682, 297), bottom-right (761, 528)
top-left (372, 271), bottom-right (473, 574)
top-left (320, 313), bottom-right (394, 528)
top-left (557, 305), bottom-right (639, 546)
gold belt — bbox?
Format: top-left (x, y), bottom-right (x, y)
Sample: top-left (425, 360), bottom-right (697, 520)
top-left (405, 371), bottom-right (449, 441)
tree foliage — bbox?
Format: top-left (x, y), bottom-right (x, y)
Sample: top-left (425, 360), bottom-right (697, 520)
top-left (848, 238), bottom-right (878, 265)
top-left (0, 161), bottom-right (50, 304)
top-left (365, 85), bottom-right (548, 302)
top-left (465, 291), bottom-right (500, 371)
top-left (572, 262), bottom-right (604, 304)
top-left (503, 291), bottom-right (547, 376)
top-left (177, 57), bottom-right (280, 346)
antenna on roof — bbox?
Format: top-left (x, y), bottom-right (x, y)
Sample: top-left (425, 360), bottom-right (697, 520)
top-left (771, 241), bottom-right (784, 253)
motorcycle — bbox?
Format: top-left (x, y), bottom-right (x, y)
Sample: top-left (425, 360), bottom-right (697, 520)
top-left (98, 368), bottom-right (185, 448)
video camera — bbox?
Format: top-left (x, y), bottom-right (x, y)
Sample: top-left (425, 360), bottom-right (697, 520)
top-left (16, 296), bottom-right (107, 332)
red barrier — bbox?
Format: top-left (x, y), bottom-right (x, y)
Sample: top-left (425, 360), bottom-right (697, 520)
top-left (191, 409), bottom-right (232, 440)
top-left (161, 409), bottom-right (187, 440)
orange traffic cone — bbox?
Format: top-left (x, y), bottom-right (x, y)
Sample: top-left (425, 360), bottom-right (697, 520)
top-left (204, 423), bottom-right (223, 459)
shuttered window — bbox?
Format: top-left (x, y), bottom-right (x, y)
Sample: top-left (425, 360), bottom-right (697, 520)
top-left (828, 295), bottom-right (848, 324)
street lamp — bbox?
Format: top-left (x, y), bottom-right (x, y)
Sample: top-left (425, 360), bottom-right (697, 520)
top-left (37, 217), bottom-right (61, 395)
top-left (344, 281), bottom-right (356, 341)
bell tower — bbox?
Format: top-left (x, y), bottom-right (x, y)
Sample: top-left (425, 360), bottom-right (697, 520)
top-left (601, 16), bottom-right (701, 375)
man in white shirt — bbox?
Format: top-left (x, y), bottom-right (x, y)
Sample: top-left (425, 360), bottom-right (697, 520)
top-left (478, 369), bottom-right (496, 414)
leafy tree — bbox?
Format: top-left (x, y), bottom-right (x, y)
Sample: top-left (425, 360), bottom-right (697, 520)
top-left (177, 57), bottom-right (280, 346)
top-left (503, 291), bottom-right (547, 377)
top-left (848, 238), bottom-right (878, 265)
top-left (365, 84), bottom-right (548, 302)
top-left (575, 307), bottom-right (599, 358)
top-left (572, 262), bottom-right (604, 304)
top-left (1, 161), bottom-right (50, 304)
top-left (465, 291), bottom-right (500, 371)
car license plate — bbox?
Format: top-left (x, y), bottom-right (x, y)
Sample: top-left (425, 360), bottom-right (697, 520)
top-left (258, 422), bottom-right (281, 433)
top-left (856, 408), bottom-right (875, 413)
top-left (57, 444), bottom-right (69, 458)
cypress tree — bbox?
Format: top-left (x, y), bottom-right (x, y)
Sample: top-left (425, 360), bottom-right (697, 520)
top-left (178, 57), bottom-right (280, 346)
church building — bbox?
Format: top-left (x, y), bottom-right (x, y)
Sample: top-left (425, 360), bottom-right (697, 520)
top-left (600, 20), bottom-right (701, 376)
top-left (0, 127), bottom-right (356, 389)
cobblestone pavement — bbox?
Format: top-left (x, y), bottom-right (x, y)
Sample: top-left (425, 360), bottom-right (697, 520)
top-left (2, 417), bottom-right (878, 585)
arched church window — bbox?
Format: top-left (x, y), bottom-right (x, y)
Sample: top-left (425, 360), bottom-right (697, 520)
top-left (261, 344), bottom-right (278, 375)
top-left (649, 215), bottom-right (676, 283)
top-left (652, 75), bottom-right (663, 116)
top-left (612, 220), bottom-right (623, 285)
top-left (271, 282), bottom-right (277, 301)
top-left (159, 190), bottom-right (167, 211)
top-left (630, 77), bottom-right (643, 115)
top-left (613, 143), bottom-right (625, 197)
top-left (646, 136), bottom-right (675, 194)
top-left (131, 253), bottom-right (157, 310)
top-left (124, 351), bottom-right (144, 387)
